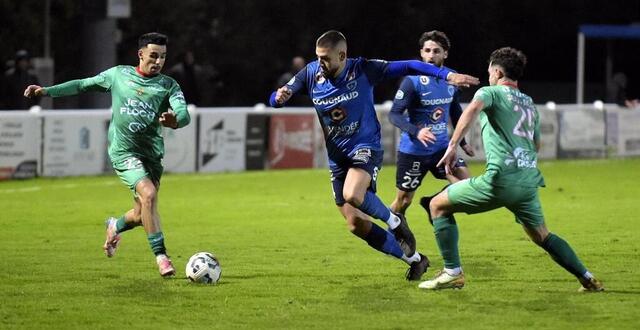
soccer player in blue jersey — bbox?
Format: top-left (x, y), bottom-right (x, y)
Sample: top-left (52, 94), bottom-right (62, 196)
top-left (389, 30), bottom-right (475, 217)
top-left (269, 30), bottom-right (479, 280)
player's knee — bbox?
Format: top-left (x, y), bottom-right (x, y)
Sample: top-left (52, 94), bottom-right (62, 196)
top-left (138, 187), bottom-right (157, 207)
top-left (429, 199), bottom-right (446, 218)
top-left (343, 191), bottom-right (363, 207)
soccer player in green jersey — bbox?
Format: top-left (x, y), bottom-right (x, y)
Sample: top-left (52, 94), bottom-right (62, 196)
top-left (417, 47), bottom-right (603, 292)
top-left (23, 32), bottom-right (190, 277)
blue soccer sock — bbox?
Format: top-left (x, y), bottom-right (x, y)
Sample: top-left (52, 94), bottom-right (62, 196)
top-left (358, 191), bottom-right (399, 228)
top-left (362, 223), bottom-right (404, 259)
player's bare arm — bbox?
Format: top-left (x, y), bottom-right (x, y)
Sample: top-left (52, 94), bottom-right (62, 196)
top-left (24, 85), bottom-right (47, 98)
top-left (437, 99), bottom-right (484, 173)
top-left (446, 73), bottom-right (480, 88)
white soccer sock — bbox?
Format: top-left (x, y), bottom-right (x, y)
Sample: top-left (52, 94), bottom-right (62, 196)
top-left (386, 211), bottom-right (400, 230)
top-left (444, 267), bottom-right (462, 276)
top-left (401, 252), bottom-right (421, 265)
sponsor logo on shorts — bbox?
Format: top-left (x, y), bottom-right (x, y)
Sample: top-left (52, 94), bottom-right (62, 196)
top-left (352, 148), bottom-right (372, 164)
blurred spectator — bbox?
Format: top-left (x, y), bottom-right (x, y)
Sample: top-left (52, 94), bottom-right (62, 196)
top-left (275, 56), bottom-right (310, 106)
top-left (167, 50), bottom-right (223, 106)
top-left (606, 72), bottom-right (640, 109)
top-left (276, 56), bottom-right (306, 87)
top-left (625, 99), bottom-right (640, 109)
top-left (2, 50), bottom-right (40, 110)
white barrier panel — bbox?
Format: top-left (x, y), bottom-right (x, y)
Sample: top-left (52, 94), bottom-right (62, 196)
top-left (41, 111), bottom-right (110, 176)
top-left (162, 120), bottom-right (197, 173)
top-left (606, 109), bottom-right (640, 157)
top-left (198, 109), bottom-right (247, 172)
top-left (0, 112), bottom-right (41, 179)
top-left (558, 109), bottom-right (605, 158)
top-left (538, 109), bottom-right (558, 159)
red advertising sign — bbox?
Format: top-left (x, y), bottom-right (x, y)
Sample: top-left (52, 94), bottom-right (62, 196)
top-left (268, 114), bottom-right (315, 169)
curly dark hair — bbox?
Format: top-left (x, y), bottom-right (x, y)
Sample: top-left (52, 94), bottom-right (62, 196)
top-left (489, 47), bottom-right (527, 80)
top-left (419, 30), bottom-right (451, 51)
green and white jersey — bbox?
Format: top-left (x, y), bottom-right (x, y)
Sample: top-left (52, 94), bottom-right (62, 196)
top-left (472, 85), bottom-right (544, 187)
top-left (45, 65), bottom-right (190, 163)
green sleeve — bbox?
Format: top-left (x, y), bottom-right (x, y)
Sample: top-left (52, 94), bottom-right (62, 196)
top-left (168, 82), bottom-right (190, 128)
top-left (45, 67), bottom-right (116, 97)
top-left (472, 87), bottom-right (493, 110)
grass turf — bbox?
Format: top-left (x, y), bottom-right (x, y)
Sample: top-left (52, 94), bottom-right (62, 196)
top-left (1, 158), bottom-right (639, 329)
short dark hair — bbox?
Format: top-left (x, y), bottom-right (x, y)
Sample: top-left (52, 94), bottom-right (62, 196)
top-left (316, 30), bottom-right (347, 48)
top-left (138, 32), bottom-right (168, 50)
top-left (419, 30), bottom-right (451, 51)
top-left (489, 47), bottom-right (527, 80)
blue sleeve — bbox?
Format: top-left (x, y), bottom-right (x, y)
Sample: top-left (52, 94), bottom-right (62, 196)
top-left (269, 66), bottom-right (309, 108)
top-left (449, 90), bottom-right (467, 146)
top-left (389, 77), bottom-right (420, 137)
top-left (361, 59), bottom-right (390, 86)
top-left (385, 60), bottom-right (451, 81)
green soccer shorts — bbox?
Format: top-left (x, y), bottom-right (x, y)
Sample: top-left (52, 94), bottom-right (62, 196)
top-left (112, 156), bottom-right (163, 194)
top-left (446, 173), bottom-right (545, 227)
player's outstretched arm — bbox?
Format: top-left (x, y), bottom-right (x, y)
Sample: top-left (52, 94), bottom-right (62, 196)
top-left (446, 72), bottom-right (480, 88)
top-left (383, 61), bottom-right (479, 87)
top-left (24, 85), bottom-right (47, 98)
top-left (269, 87), bottom-right (293, 108)
top-left (269, 66), bottom-right (308, 108)
top-left (450, 98), bottom-right (475, 156)
top-left (437, 99), bottom-right (484, 174)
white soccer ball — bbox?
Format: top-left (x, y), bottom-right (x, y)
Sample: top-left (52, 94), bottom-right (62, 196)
top-left (186, 252), bottom-right (221, 284)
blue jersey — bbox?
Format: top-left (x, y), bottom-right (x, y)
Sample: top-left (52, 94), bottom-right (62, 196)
top-left (390, 71), bottom-right (462, 156)
top-left (270, 58), bottom-right (453, 164)
top-left (283, 58), bottom-right (391, 162)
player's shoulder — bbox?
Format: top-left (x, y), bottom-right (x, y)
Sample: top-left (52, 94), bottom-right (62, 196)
top-left (356, 57), bottom-right (388, 67)
top-left (158, 72), bottom-right (178, 84)
top-left (472, 85), bottom-right (499, 100)
top-left (112, 65), bottom-right (134, 75)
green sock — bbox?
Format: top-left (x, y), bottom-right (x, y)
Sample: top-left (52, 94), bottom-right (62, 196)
top-left (115, 216), bottom-right (135, 234)
top-left (147, 232), bottom-right (167, 256)
top-left (541, 233), bottom-right (588, 278)
top-left (433, 215), bottom-right (461, 268)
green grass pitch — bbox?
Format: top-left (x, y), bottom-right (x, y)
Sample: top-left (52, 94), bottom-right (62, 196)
top-left (1, 159), bottom-right (639, 329)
